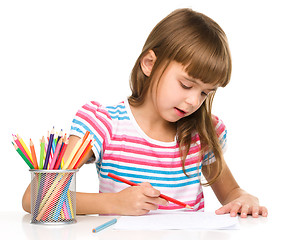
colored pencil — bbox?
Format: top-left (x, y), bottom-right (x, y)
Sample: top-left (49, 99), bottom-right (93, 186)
top-left (54, 137), bottom-right (68, 170)
top-left (12, 142), bottom-right (34, 169)
top-left (39, 136), bottom-right (45, 169)
top-left (17, 134), bottom-right (33, 162)
top-left (61, 139), bottom-right (82, 170)
top-left (68, 137), bottom-right (91, 169)
top-left (49, 137), bottom-right (62, 170)
top-left (107, 172), bottom-right (193, 209)
top-left (74, 142), bottom-right (93, 169)
top-left (43, 128), bottom-right (54, 169)
top-left (13, 135), bottom-right (34, 167)
top-left (92, 218), bottom-right (117, 233)
top-left (30, 139), bottom-right (39, 169)
top-left (37, 174), bottom-right (70, 221)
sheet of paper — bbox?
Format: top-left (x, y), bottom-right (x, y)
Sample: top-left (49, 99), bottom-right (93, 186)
top-left (114, 212), bottom-right (240, 230)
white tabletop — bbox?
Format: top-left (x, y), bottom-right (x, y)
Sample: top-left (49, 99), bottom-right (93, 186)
top-left (0, 211), bottom-right (281, 240)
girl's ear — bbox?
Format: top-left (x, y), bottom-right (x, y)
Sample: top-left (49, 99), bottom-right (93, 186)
top-left (140, 50), bottom-right (157, 77)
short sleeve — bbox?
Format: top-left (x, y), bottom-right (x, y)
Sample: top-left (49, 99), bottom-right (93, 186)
top-left (70, 101), bottom-right (113, 163)
top-left (202, 115), bottom-right (227, 165)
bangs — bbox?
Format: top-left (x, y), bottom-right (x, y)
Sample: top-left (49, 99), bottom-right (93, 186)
top-left (174, 33), bottom-right (231, 87)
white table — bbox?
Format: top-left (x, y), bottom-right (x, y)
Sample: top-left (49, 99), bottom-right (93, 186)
top-left (0, 211), bottom-right (280, 239)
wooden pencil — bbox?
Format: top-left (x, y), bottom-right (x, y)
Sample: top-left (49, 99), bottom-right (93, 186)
top-left (61, 139), bottom-right (82, 170)
top-left (49, 137), bottom-right (62, 170)
top-left (17, 134), bottom-right (33, 162)
top-left (43, 128), bottom-right (54, 169)
top-left (74, 141), bottom-right (93, 169)
top-left (30, 139), bottom-right (39, 169)
top-left (107, 172), bottom-right (193, 209)
top-left (68, 137), bottom-right (92, 169)
top-left (39, 136), bottom-right (45, 169)
top-left (13, 135), bottom-right (34, 167)
top-left (54, 137), bottom-right (68, 170)
top-left (12, 142), bottom-right (34, 169)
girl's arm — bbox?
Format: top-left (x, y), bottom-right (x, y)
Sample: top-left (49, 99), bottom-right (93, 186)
top-left (202, 160), bottom-right (268, 218)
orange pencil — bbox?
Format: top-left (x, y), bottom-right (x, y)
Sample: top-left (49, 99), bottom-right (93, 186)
top-left (74, 142), bottom-right (93, 169)
top-left (30, 139), bottom-right (39, 169)
top-left (68, 137), bottom-right (92, 169)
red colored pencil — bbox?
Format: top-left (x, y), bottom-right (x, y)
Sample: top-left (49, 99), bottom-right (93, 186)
top-left (107, 172), bottom-right (193, 209)
top-left (54, 137), bottom-right (68, 170)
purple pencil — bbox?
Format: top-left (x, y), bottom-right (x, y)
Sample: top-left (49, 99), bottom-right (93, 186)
top-left (43, 128), bottom-right (54, 169)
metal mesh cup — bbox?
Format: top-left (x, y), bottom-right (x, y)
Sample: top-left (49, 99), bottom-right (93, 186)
top-left (30, 170), bottom-right (78, 224)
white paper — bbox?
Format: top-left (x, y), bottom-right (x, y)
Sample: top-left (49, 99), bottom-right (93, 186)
top-left (114, 212), bottom-right (240, 230)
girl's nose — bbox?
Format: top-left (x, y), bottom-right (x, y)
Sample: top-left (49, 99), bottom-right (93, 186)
top-left (185, 93), bottom-right (201, 108)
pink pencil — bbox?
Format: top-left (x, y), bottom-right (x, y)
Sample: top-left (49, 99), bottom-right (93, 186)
top-left (49, 138), bottom-right (62, 170)
top-left (13, 135), bottom-right (33, 167)
top-left (54, 138), bottom-right (68, 170)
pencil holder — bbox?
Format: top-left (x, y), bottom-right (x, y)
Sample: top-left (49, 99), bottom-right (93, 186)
top-left (30, 169), bottom-right (78, 224)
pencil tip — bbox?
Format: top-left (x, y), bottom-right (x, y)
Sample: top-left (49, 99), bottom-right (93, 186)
top-left (185, 205), bottom-right (193, 209)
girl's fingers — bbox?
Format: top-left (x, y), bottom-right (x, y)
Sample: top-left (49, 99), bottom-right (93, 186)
top-left (229, 202), bottom-right (242, 217)
top-left (217, 203), bottom-right (268, 218)
top-left (252, 206), bottom-right (260, 218)
top-left (216, 202), bottom-right (236, 215)
top-left (215, 201), bottom-right (242, 216)
top-left (240, 204), bottom-right (250, 218)
top-left (260, 206), bottom-right (268, 217)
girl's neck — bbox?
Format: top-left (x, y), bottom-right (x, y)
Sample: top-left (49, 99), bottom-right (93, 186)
top-left (128, 99), bottom-right (177, 142)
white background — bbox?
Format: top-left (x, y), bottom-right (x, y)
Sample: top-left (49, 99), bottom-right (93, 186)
top-left (0, 0), bottom-right (284, 218)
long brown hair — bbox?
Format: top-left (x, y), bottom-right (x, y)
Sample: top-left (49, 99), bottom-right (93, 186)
top-left (128, 9), bottom-right (231, 186)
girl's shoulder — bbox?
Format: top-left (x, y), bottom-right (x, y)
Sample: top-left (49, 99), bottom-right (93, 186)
top-left (211, 114), bottom-right (227, 136)
top-left (78, 100), bottom-right (128, 121)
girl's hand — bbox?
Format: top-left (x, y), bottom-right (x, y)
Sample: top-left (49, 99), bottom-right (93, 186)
top-left (215, 193), bottom-right (268, 218)
top-left (114, 182), bottom-right (169, 215)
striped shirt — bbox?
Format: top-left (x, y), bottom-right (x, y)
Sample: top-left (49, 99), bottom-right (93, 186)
top-left (70, 99), bottom-right (227, 211)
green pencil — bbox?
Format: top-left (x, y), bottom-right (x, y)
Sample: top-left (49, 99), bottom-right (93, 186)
top-left (12, 142), bottom-right (34, 169)
top-left (39, 136), bottom-right (45, 169)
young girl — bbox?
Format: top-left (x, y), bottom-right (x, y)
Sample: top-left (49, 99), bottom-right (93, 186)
top-left (23, 8), bottom-right (267, 218)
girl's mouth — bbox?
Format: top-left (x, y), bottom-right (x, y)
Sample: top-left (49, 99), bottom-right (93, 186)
top-left (174, 107), bottom-right (186, 117)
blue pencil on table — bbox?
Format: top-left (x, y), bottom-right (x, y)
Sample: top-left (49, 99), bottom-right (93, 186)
top-left (92, 218), bottom-right (117, 233)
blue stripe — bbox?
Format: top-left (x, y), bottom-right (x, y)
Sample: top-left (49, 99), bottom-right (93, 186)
top-left (101, 162), bottom-right (201, 176)
top-left (71, 119), bottom-right (102, 153)
top-left (100, 169), bottom-right (201, 188)
top-left (109, 115), bottom-right (130, 120)
top-left (106, 105), bottom-right (125, 110)
top-left (107, 110), bottom-right (128, 115)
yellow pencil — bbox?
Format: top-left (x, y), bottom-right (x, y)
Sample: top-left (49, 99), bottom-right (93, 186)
top-left (18, 134), bottom-right (33, 161)
top-left (62, 139), bottom-right (82, 170)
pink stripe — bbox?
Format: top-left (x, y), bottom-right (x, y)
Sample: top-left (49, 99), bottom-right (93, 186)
top-left (103, 154), bottom-right (200, 168)
top-left (82, 104), bottom-right (112, 135)
top-left (83, 103), bottom-right (112, 121)
top-left (106, 143), bottom-right (201, 158)
top-left (112, 134), bottom-right (175, 148)
top-left (76, 111), bottom-right (109, 150)
top-left (112, 134), bottom-right (201, 151)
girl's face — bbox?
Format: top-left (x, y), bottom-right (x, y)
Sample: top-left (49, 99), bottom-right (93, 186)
top-left (151, 61), bottom-right (217, 123)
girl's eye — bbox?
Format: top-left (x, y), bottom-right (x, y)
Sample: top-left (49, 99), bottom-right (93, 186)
top-left (180, 82), bottom-right (191, 89)
top-left (201, 92), bottom-right (208, 96)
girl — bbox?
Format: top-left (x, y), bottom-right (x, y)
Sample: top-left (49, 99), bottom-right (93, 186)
top-left (23, 8), bottom-right (267, 217)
